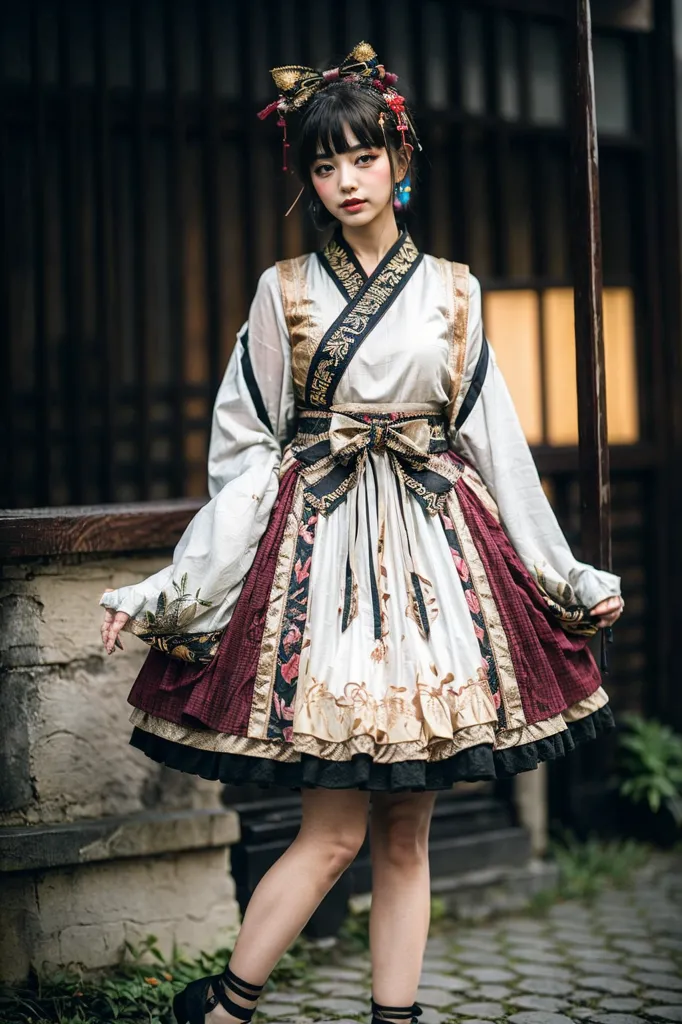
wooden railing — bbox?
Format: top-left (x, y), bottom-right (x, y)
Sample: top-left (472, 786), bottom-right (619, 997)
top-left (0, 500), bottom-right (203, 560)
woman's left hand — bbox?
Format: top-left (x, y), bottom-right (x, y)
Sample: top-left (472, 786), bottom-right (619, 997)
top-left (589, 595), bottom-right (624, 628)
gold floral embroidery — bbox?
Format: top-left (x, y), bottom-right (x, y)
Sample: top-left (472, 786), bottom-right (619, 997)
top-left (126, 573), bottom-right (218, 663)
top-left (131, 707), bottom-right (495, 763)
top-left (295, 671), bottom-right (498, 747)
top-left (534, 571), bottom-right (599, 637)
top-left (448, 261), bottom-right (473, 430)
top-left (131, 686), bottom-right (607, 764)
top-left (371, 515), bottom-right (391, 661)
top-left (322, 236), bottom-right (365, 298)
top-left (275, 254), bottom-right (322, 403)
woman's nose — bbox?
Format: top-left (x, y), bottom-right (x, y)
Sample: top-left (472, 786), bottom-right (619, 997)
top-left (338, 167), bottom-right (358, 192)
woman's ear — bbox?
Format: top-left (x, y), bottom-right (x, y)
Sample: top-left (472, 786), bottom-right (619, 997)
top-left (395, 144), bottom-right (413, 183)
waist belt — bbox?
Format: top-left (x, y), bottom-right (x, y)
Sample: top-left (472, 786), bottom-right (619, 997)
top-left (289, 406), bottom-right (460, 516)
top-left (286, 406), bottom-right (463, 648)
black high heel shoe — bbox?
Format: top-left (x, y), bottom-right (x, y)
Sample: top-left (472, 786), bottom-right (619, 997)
top-left (371, 999), bottom-right (423, 1024)
top-left (172, 965), bottom-right (263, 1024)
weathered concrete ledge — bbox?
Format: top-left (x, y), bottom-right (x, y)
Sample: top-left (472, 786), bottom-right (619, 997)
top-left (0, 807), bottom-right (240, 873)
top-left (0, 552), bottom-right (242, 983)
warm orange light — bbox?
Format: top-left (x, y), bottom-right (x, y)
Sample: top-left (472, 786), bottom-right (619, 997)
top-left (543, 288), bottom-right (578, 445)
top-left (603, 288), bottom-right (639, 443)
top-left (483, 290), bottom-right (543, 444)
top-left (543, 287), bottom-right (639, 445)
top-left (485, 286), bottom-right (638, 446)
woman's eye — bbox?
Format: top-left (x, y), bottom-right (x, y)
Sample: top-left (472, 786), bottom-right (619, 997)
top-left (357, 153), bottom-right (377, 165)
top-left (313, 163), bottom-right (334, 176)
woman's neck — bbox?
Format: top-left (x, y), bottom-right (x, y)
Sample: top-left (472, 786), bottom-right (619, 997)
top-left (341, 208), bottom-right (401, 277)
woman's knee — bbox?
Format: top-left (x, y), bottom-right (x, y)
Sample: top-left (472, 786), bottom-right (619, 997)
top-left (325, 825), bottom-right (367, 874)
top-left (371, 795), bottom-right (435, 870)
top-left (299, 790), bottom-right (368, 879)
top-left (297, 820), bottom-right (365, 880)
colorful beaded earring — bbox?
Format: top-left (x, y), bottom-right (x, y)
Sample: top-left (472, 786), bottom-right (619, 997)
top-left (393, 173), bottom-right (411, 210)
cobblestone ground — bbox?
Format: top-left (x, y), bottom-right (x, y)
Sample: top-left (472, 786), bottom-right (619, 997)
top-left (258, 856), bottom-right (682, 1024)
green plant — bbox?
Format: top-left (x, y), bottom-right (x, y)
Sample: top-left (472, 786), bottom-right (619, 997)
top-left (618, 713), bottom-right (682, 825)
top-left (0, 934), bottom-right (320, 1024)
top-left (548, 831), bottom-right (649, 902)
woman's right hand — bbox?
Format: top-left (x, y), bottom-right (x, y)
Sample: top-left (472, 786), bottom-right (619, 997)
top-left (101, 589), bottom-right (130, 654)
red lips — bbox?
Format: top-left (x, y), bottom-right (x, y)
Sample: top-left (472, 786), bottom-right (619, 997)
top-left (340, 198), bottom-right (366, 209)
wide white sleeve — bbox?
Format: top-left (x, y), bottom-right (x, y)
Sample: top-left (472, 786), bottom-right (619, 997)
top-left (100, 266), bottom-right (296, 635)
top-left (451, 274), bottom-right (621, 612)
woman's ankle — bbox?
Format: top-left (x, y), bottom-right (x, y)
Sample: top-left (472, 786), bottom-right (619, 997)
top-left (205, 965), bottom-right (263, 1024)
top-left (371, 998), bottom-right (421, 1024)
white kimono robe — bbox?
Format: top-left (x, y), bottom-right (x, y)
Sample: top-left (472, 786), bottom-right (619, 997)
top-left (104, 228), bottom-right (620, 780)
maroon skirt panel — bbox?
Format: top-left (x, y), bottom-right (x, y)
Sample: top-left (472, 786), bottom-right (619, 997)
top-left (453, 463), bottom-right (601, 725)
top-left (126, 466), bottom-right (300, 736)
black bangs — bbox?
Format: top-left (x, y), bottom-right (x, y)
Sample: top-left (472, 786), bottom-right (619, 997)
top-left (294, 83), bottom-right (391, 180)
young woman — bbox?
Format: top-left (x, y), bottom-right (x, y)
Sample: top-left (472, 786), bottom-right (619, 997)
top-left (100, 43), bottom-right (623, 1024)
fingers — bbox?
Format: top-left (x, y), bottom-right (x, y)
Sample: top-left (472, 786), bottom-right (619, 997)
top-left (101, 608), bottom-right (130, 654)
top-left (590, 595), bottom-right (624, 629)
top-left (107, 612), bottom-right (129, 654)
top-left (100, 609), bottom-right (114, 647)
top-left (101, 590), bottom-right (115, 651)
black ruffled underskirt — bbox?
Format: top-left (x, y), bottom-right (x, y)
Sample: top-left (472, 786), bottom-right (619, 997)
top-left (129, 704), bottom-right (614, 792)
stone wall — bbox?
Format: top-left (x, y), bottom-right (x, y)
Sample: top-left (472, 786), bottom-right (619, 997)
top-left (0, 555), bottom-right (241, 983)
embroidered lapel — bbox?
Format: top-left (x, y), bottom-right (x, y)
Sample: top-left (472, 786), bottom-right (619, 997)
top-left (316, 229), bottom-right (366, 300)
top-left (444, 261), bottom-right (471, 429)
top-left (306, 228), bottom-right (423, 409)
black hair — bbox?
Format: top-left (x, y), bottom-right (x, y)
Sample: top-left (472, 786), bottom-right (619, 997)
top-left (291, 80), bottom-right (418, 230)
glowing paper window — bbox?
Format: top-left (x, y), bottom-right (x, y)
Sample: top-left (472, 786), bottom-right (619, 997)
top-left (543, 288), bottom-right (579, 445)
top-left (483, 291), bottom-right (543, 445)
top-left (484, 287), bottom-right (639, 446)
top-left (543, 287), bottom-right (639, 445)
top-left (603, 288), bottom-right (639, 443)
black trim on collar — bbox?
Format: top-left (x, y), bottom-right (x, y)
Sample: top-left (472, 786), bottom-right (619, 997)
top-left (317, 224), bottom-right (410, 301)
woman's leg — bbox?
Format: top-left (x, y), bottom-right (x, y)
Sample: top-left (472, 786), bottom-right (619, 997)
top-left (368, 791), bottom-right (438, 1018)
top-left (208, 788), bottom-right (370, 1021)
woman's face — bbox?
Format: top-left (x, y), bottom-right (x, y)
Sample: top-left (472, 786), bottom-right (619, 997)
top-left (310, 123), bottom-right (402, 228)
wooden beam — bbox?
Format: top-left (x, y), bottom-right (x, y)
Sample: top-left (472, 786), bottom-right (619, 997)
top-left (0, 501), bottom-right (204, 560)
top-left (570, 0), bottom-right (613, 582)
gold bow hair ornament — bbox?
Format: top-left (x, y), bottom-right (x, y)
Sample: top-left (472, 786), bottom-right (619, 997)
top-left (258, 42), bottom-right (395, 121)
top-left (257, 41), bottom-right (418, 173)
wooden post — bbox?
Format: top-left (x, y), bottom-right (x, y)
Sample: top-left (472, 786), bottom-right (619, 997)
top-left (570, 0), bottom-right (613, 588)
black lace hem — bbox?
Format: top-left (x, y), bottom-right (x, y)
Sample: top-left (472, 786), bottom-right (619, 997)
top-left (129, 705), bottom-right (614, 792)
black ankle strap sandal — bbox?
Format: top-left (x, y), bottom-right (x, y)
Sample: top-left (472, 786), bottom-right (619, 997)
top-left (371, 999), bottom-right (423, 1024)
top-left (173, 964), bottom-right (264, 1024)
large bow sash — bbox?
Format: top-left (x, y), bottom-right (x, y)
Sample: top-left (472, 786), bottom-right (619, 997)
top-left (330, 412), bottom-right (431, 466)
top-left (292, 409), bottom-right (459, 517)
top-left (289, 408), bottom-right (462, 646)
